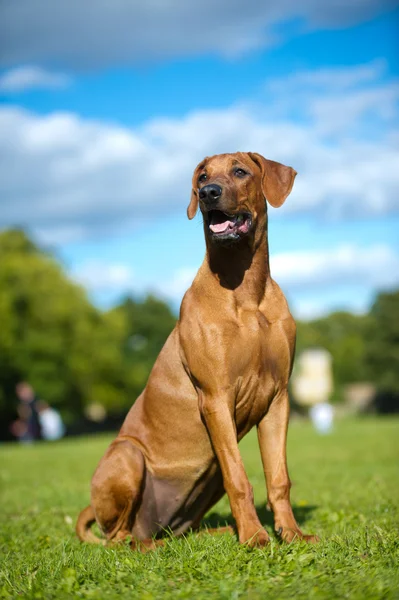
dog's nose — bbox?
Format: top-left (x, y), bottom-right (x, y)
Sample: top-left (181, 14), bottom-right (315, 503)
top-left (199, 184), bottom-right (222, 205)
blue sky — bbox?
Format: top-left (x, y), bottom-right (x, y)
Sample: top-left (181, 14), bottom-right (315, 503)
top-left (0, 1), bottom-right (398, 319)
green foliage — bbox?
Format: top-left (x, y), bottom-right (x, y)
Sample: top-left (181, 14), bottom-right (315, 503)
top-left (296, 312), bottom-right (371, 388)
top-left (296, 291), bottom-right (399, 403)
top-left (0, 419), bottom-right (398, 598)
top-left (111, 296), bottom-right (176, 399)
top-left (365, 290), bottom-right (399, 394)
top-left (0, 229), bottom-right (175, 426)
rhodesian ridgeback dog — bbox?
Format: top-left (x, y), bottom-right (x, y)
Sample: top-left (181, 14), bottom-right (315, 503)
top-left (76, 152), bottom-right (318, 549)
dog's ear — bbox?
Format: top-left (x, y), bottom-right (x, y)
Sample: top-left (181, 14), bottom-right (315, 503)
top-left (248, 152), bottom-right (297, 208)
top-left (187, 159), bottom-right (207, 219)
top-left (187, 188), bottom-right (199, 220)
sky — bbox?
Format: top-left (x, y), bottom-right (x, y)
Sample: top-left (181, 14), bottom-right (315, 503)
top-left (0, 0), bottom-right (398, 319)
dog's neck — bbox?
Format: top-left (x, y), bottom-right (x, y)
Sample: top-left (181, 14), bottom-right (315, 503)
top-left (204, 224), bottom-right (271, 307)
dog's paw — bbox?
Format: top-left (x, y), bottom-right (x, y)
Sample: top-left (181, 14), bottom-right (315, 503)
top-left (130, 538), bottom-right (165, 553)
top-left (277, 527), bottom-right (320, 544)
top-left (242, 527), bottom-right (270, 548)
top-left (301, 534), bottom-right (320, 544)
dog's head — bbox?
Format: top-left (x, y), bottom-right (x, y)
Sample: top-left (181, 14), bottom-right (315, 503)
top-left (187, 152), bottom-right (296, 244)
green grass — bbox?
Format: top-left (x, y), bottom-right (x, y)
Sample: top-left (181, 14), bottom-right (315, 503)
top-left (1, 417), bottom-right (398, 599)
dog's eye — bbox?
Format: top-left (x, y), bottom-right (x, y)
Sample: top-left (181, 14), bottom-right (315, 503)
top-left (234, 168), bottom-right (247, 178)
top-left (198, 173), bottom-right (207, 183)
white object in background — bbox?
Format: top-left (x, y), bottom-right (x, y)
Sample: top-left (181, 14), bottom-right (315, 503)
top-left (310, 402), bottom-right (334, 434)
top-left (39, 407), bottom-right (65, 440)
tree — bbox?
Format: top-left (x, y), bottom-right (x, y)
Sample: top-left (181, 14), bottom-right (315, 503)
top-left (0, 229), bottom-right (179, 439)
top-left (0, 229), bottom-right (127, 432)
top-left (296, 311), bottom-right (371, 390)
top-left (295, 291), bottom-right (399, 412)
top-left (110, 296), bottom-right (176, 400)
top-left (365, 290), bottom-right (399, 411)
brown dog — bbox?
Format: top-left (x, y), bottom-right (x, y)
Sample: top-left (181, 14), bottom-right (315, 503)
top-left (76, 152), bottom-right (318, 549)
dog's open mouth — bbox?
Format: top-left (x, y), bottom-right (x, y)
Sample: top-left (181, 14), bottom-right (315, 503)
top-left (206, 210), bottom-right (252, 238)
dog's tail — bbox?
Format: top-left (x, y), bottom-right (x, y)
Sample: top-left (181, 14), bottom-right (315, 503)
top-left (76, 505), bottom-right (105, 544)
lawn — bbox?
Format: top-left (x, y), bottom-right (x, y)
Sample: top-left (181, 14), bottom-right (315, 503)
top-left (1, 417), bottom-right (398, 599)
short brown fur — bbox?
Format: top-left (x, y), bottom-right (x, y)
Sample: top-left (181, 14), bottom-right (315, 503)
top-left (76, 152), bottom-right (318, 549)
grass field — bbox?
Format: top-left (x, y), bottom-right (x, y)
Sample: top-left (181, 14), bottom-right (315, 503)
top-left (1, 417), bottom-right (398, 599)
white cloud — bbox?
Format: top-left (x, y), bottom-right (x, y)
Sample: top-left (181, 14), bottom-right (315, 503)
top-left (0, 0), bottom-right (395, 68)
top-left (0, 66), bottom-right (71, 93)
top-left (309, 83), bottom-right (399, 135)
top-left (72, 261), bottom-right (134, 291)
top-left (269, 60), bottom-right (387, 92)
top-left (291, 295), bottom-right (373, 320)
top-left (76, 245), bottom-right (398, 317)
top-left (1, 61), bottom-right (398, 243)
top-left (271, 244), bottom-right (399, 291)
top-left (266, 61), bottom-right (399, 135)
top-left (153, 267), bottom-right (197, 304)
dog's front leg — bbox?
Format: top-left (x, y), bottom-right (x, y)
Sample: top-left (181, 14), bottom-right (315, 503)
top-left (200, 392), bottom-right (269, 547)
top-left (257, 390), bottom-right (318, 543)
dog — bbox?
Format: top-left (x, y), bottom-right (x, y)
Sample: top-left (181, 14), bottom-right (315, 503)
top-left (76, 152), bottom-right (318, 549)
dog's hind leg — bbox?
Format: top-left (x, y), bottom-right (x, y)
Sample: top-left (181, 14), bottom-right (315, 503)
top-left (90, 438), bottom-right (145, 544)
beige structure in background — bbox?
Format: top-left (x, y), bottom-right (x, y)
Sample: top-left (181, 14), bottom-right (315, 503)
top-left (292, 348), bottom-right (333, 407)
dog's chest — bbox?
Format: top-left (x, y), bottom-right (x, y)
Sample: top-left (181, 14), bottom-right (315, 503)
top-left (234, 309), bottom-right (287, 372)
top-left (232, 310), bottom-right (291, 429)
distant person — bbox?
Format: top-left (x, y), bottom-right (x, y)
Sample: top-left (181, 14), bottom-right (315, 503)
top-left (11, 381), bottom-right (42, 443)
top-left (37, 401), bottom-right (65, 441)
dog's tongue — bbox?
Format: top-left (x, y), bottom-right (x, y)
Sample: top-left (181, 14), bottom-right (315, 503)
top-left (209, 211), bottom-right (235, 233)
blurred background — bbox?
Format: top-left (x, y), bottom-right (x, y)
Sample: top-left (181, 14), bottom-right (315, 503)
top-left (0, 1), bottom-right (398, 441)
